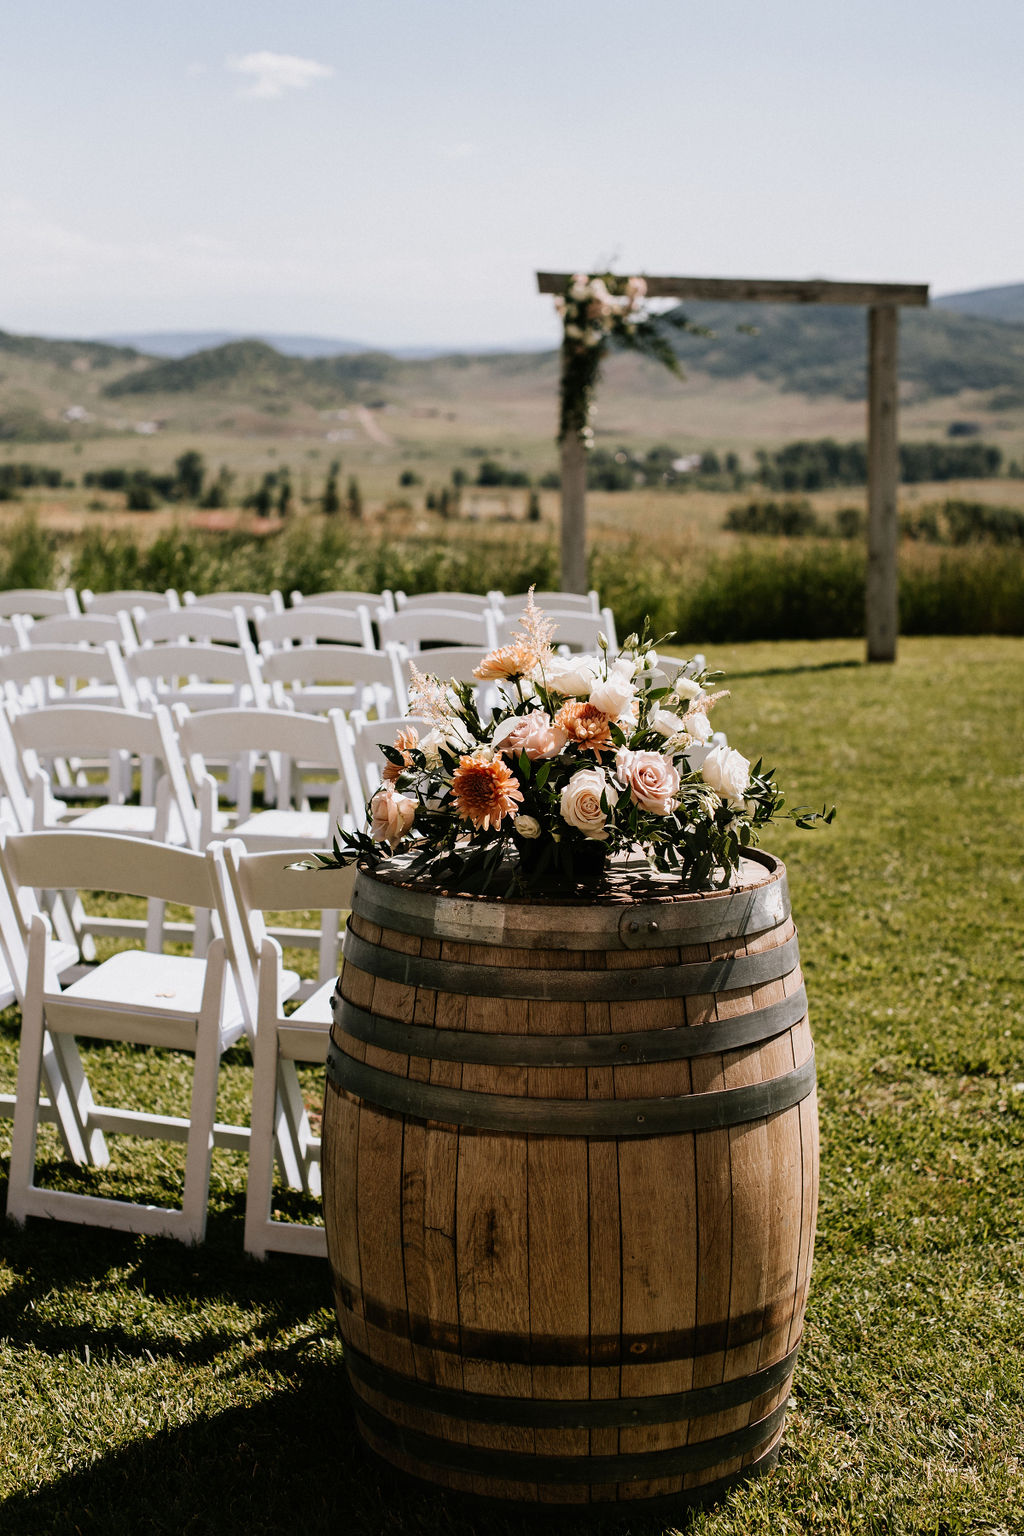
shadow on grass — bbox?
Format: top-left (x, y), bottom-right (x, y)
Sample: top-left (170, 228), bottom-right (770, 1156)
top-left (726, 659), bottom-right (863, 681)
top-left (0, 1199), bottom-right (332, 1368)
top-left (0, 1352), bottom-right (716, 1536)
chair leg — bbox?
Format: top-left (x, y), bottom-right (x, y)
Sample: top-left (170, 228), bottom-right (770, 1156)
top-left (6, 984), bottom-right (49, 1224)
top-left (47, 1033), bottom-right (110, 1166)
top-left (243, 1027), bottom-right (280, 1260)
top-left (179, 1026), bottom-right (221, 1246)
top-left (317, 909), bottom-right (340, 983)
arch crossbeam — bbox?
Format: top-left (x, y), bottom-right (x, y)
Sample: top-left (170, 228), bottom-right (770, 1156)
top-left (537, 272), bottom-right (930, 663)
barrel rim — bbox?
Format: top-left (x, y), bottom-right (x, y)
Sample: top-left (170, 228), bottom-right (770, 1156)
top-left (350, 847), bottom-right (789, 951)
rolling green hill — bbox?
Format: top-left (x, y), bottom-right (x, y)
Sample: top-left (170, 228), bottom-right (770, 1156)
top-left (934, 283), bottom-right (1024, 326)
top-left (660, 301), bottom-right (1024, 404)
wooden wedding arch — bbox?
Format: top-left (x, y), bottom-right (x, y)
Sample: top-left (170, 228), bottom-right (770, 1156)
top-left (536, 272), bottom-right (930, 663)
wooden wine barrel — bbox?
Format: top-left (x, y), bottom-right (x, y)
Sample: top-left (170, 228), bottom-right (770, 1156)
top-left (321, 849), bottom-right (817, 1513)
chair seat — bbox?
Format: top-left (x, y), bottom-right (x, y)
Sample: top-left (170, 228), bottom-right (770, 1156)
top-left (62, 802), bottom-right (195, 843)
top-left (231, 809), bottom-right (330, 848)
top-left (288, 978), bottom-right (337, 1025)
top-left (58, 951), bottom-right (251, 1045)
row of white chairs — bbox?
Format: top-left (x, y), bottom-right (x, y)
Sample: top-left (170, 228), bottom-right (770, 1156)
top-left (0, 824), bottom-right (356, 1258)
top-left (0, 585), bottom-right (606, 623)
top-left (0, 599), bottom-right (618, 722)
top-left (0, 699), bottom-right (423, 979)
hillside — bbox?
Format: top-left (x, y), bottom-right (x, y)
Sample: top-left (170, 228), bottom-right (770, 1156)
top-left (934, 283), bottom-right (1024, 326)
top-left (658, 300), bottom-right (1024, 404)
top-left (104, 339), bottom-right (328, 398)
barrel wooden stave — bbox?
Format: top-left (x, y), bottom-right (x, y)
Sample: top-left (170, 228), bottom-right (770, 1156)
top-left (323, 854), bottom-right (816, 1507)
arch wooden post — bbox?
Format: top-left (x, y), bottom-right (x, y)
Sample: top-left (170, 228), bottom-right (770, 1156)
top-left (536, 272), bottom-right (929, 659)
top-left (866, 305), bottom-right (900, 662)
top-left (559, 429), bottom-right (588, 594)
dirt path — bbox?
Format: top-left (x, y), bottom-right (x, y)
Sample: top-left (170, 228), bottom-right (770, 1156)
top-left (355, 405), bottom-right (393, 446)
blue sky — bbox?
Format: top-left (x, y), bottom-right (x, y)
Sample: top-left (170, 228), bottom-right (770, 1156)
top-left (2, 0), bottom-right (1021, 346)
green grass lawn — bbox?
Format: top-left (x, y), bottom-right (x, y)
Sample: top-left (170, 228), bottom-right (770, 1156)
top-left (2, 635), bottom-right (1023, 1534)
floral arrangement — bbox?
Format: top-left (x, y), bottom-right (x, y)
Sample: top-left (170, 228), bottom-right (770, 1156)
top-left (317, 593), bottom-right (833, 896)
top-left (557, 272), bottom-right (704, 445)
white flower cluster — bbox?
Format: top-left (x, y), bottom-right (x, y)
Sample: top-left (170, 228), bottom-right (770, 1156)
top-left (555, 273), bottom-right (649, 352)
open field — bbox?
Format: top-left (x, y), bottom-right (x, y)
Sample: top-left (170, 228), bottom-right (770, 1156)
top-left (2, 635), bottom-right (1023, 1535)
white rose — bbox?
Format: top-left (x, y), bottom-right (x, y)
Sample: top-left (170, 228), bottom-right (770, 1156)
top-left (537, 652), bottom-right (600, 697)
top-left (559, 767), bottom-right (618, 841)
top-left (513, 814), bottom-right (541, 839)
top-left (569, 273), bottom-right (590, 301)
top-left (700, 744), bottom-right (751, 808)
top-left (651, 708), bottom-right (686, 738)
top-left (588, 668), bottom-right (635, 718)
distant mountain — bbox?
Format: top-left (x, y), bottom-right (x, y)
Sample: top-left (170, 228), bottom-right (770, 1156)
top-left (933, 284), bottom-right (1024, 327)
top-left (104, 339), bottom-right (322, 398)
top-left (96, 329), bottom-right (558, 360)
top-left (656, 299), bottom-right (1024, 404)
top-left (98, 330), bottom-right (370, 360)
top-left (0, 329), bottom-right (141, 367)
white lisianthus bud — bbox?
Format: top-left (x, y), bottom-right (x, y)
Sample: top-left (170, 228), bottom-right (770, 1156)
top-left (513, 814), bottom-right (542, 840)
top-left (700, 744), bottom-right (751, 808)
top-left (597, 631), bottom-right (608, 652)
top-left (671, 675), bottom-right (705, 702)
top-left (418, 728), bottom-right (444, 769)
top-left (589, 668), bottom-right (636, 718)
top-left (651, 708), bottom-right (686, 738)
top-left (683, 710), bottom-right (713, 743)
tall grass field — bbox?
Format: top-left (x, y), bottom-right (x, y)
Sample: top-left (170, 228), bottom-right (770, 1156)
top-left (2, 636), bottom-right (1022, 1534)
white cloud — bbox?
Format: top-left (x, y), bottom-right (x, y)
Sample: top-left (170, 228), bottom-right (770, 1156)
top-left (227, 50), bottom-right (333, 100)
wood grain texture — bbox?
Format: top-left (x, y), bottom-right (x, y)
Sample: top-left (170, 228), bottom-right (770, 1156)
top-left (537, 271), bottom-right (929, 306)
top-left (322, 864), bottom-right (818, 1508)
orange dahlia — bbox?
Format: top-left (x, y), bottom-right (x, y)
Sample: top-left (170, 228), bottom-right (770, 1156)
top-left (381, 725), bottom-right (420, 784)
top-left (473, 641), bottom-right (538, 681)
top-left (553, 699), bottom-right (613, 755)
top-left (451, 754), bottom-right (523, 830)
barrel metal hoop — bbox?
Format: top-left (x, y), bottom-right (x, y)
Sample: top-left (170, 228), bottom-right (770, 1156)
top-left (344, 1338), bottom-right (800, 1429)
top-left (341, 925), bottom-right (801, 1002)
top-left (353, 1396), bottom-right (788, 1484)
top-left (335, 985), bottom-right (808, 1068)
top-left (351, 852), bottom-right (788, 952)
top-left (327, 1043), bottom-right (816, 1136)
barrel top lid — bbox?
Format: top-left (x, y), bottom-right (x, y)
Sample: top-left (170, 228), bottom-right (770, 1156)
top-left (352, 849), bottom-right (790, 951)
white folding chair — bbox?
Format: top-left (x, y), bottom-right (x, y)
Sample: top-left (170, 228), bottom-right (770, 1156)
top-left (394, 591), bottom-right (495, 615)
top-left (175, 707), bottom-right (362, 981)
top-left (10, 702), bottom-right (198, 843)
top-left (255, 604), bottom-right (375, 653)
top-left (0, 641), bottom-right (136, 711)
top-left (124, 640), bottom-right (267, 713)
top-left (495, 606), bottom-right (618, 652)
top-left (348, 712), bottom-right (431, 802)
top-left (14, 612), bottom-right (135, 651)
top-left (210, 841), bottom-right (356, 1257)
top-left (492, 589), bottom-right (602, 617)
top-left (394, 644), bottom-right (500, 716)
top-left (0, 589), bottom-right (79, 619)
top-left (133, 604), bottom-right (252, 649)
top-left (1, 830), bottom-right (249, 1242)
top-left (376, 606), bottom-right (498, 653)
top-left (80, 588), bottom-right (181, 615)
top-left (259, 643), bottom-right (407, 718)
top-left (0, 825), bottom-right (81, 1132)
top-left (291, 588), bottom-right (395, 615)
top-left (8, 702), bottom-right (202, 958)
top-left (183, 590), bottom-right (284, 617)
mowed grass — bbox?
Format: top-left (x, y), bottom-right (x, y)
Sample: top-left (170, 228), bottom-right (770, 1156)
top-left (1, 634), bottom-right (1023, 1535)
